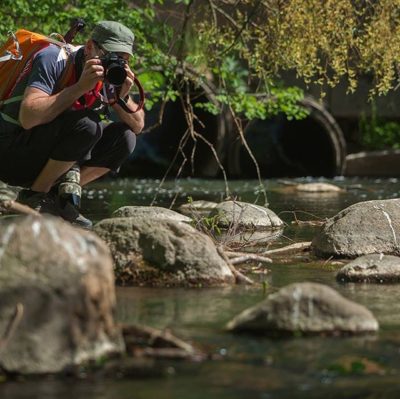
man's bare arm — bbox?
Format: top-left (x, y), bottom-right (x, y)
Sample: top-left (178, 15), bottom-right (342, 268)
top-left (109, 63), bottom-right (145, 134)
top-left (19, 58), bottom-right (104, 130)
top-left (19, 85), bottom-right (85, 129)
top-left (111, 98), bottom-right (145, 134)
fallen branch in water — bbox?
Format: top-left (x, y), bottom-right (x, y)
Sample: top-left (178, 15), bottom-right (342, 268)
top-left (261, 241), bottom-right (311, 256)
top-left (225, 252), bottom-right (273, 265)
top-left (0, 200), bottom-right (40, 217)
top-left (291, 220), bottom-right (324, 227)
top-left (217, 246), bottom-right (254, 285)
top-left (121, 323), bottom-right (202, 360)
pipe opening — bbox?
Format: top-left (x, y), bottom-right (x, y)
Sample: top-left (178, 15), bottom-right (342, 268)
top-left (227, 99), bottom-right (346, 178)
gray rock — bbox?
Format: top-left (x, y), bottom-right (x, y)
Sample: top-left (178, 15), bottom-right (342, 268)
top-left (226, 282), bottom-right (378, 335)
top-left (178, 200), bottom-right (218, 217)
top-left (210, 201), bottom-right (284, 229)
top-left (312, 199), bottom-right (400, 258)
top-left (0, 216), bottom-right (123, 374)
top-left (337, 254), bottom-right (400, 283)
top-left (112, 206), bottom-right (191, 223)
top-left (94, 217), bottom-right (235, 287)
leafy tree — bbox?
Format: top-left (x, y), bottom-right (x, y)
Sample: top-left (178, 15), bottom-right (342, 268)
top-left (1, 1), bottom-right (399, 197)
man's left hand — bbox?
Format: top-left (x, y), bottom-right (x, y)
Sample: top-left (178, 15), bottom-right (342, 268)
top-left (119, 63), bottom-right (134, 100)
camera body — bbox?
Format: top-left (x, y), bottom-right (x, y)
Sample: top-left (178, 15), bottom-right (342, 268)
top-left (100, 52), bottom-right (127, 86)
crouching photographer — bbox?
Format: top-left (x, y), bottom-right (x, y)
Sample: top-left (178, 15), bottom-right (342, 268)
top-left (0, 21), bottom-right (145, 228)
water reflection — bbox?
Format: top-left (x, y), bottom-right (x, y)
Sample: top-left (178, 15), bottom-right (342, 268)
top-left (81, 176), bottom-right (400, 224)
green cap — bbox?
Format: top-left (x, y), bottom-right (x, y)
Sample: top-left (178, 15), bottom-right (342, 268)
top-left (91, 21), bottom-right (134, 56)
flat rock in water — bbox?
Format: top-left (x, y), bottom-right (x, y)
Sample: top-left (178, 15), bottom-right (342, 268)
top-left (209, 201), bottom-right (284, 230)
top-left (226, 282), bottom-right (378, 336)
top-left (112, 206), bottom-right (191, 223)
top-left (178, 200), bottom-right (218, 217)
top-left (0, 215), bottom-right (123, 374)
top-left (337, 254), bottom-right (400, 283)
top-left (312, 199), bottom-right (400, 258)
top-left (94, 217), bottom-right (235, 287)
top-left (295, 183), bottom-right (343, 193)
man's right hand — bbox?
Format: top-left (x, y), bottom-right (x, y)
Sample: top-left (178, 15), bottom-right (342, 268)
top-left (77, 58), bottom-right (104, 93)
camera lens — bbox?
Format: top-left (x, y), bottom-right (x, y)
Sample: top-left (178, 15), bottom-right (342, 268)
top-left (105, 63), bottom-right (127, 86)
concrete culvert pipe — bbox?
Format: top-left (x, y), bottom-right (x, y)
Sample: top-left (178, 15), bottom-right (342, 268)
top-left (120, 72), bottom-right (227, 178)
top-left (227, 97), bottom-right (346, 178)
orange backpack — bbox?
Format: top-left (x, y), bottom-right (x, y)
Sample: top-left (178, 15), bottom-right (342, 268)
top-left (0, 30), bottom-right (70, 124)
top-left (0, 30), bottom-right (73, 99)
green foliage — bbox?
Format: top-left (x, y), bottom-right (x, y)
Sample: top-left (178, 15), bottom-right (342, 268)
top-left (191, 213), bottom-right (222, 238)
top-left (3, 1), bottom-right (397, 128)
top-left (360, 102), bottom-right (400, 150)
top-left (200, 215), bottom-right (222, 236)
top-left (0, 0), bottom-right (306, 122)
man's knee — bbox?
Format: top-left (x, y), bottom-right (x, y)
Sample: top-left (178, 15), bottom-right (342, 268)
top-left (121, 127), bottom-right (137, 156)
top-left (105, 122), bottom-right (137, 158)
top-left (73, 112), bottom-right (103, 144)
top-left (57, 110), bottom-right (102, 145)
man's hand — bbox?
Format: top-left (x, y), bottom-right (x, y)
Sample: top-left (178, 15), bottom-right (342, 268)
top-left (118, 63), bottom-right (134, 99)
top-left (77, 58), bottom-right (104, 93)
top-left (111, 63), bottom-right (144, 134)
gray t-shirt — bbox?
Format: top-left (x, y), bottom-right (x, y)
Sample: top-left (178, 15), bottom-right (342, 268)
top-left (0, 44), bottom-right (71, 135)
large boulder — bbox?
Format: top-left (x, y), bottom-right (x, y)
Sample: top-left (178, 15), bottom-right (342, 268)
top-left (337, 254), bottom-right (400, 283)
top-left (312, 199), bottom-right (400, 258)
top-left (94, 217), bottom-right (235, 287)
top-left (0, 215), bottom-right (123, 374)
top-left (112, 206), bottom-right (191, 223)
top-left (209, 201), bottom-right (284, 229)
top-left (226, 282), bottom-right (378, 336)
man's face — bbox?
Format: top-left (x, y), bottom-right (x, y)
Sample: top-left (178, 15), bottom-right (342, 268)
top-left (89, 40), bottom-right (130, 62)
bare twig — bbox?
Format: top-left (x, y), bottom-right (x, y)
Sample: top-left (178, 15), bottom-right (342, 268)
top-left (141, 98), bottom-right (168, 134)
top-left (121, 323), bottom-right (203, 360)
top-left (210, 1), bottom-right (241, 30)
top-left (226, 100), bottom-right (268, 206)
top-left (261, 241), bottom-right (311, 256)
top-left (0, 200), bottom-right (40, 216)
top-left (207, 0), bottom-right (218, 26)
top-left (217, 246), bottom-right (254, 285)
top-left (291, 220), bottom-right (325, 227)
top-left (0, 303), bottom-right (24, 353)
top-left (150, 129), bottom-right (190, 206)
top-left (323, 255), bottom-right (334, 266)
top-left (229, 254), bottom-right (273, 265)
top-left (279, 210), bottom-right (324, 221)
top-left (176, 0), bottom-right (195, 62)
top-left (217, 0), bottom-right (263, 57)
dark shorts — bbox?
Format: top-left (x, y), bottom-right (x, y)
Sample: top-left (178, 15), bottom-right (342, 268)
top-left (0, 109), bottom-right (136, 186)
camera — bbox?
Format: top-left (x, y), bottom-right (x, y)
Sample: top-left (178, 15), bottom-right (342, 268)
top-left (100, 53), bottom-right (127, 86)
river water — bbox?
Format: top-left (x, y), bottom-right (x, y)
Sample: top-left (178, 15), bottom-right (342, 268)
top-left (2, 177), bottom-right (400, 398)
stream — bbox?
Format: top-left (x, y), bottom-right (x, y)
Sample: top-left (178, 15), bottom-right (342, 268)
top-left (2, 176), bottom-right (400, 398)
